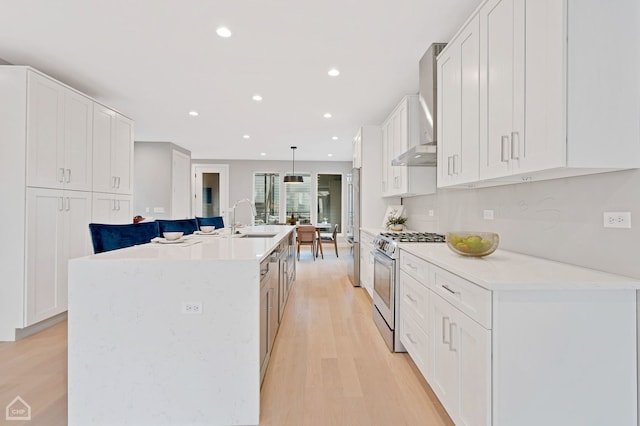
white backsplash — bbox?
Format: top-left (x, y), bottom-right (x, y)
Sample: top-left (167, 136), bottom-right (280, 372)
top-left (402, 169), bottom-right (640, 279)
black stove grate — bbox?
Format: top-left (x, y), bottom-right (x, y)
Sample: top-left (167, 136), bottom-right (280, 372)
top-left (380, 232), bottom-right (446, 243)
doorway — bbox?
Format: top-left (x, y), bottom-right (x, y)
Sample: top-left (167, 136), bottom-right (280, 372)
top-left (317, 174), bottom-right (342, 232)
top-left (192, 164), bottom-right (229, 221)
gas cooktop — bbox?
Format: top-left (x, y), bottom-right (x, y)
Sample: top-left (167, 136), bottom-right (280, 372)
top-left (373, 232), bottom-right (446, 259)
top-left (379, 232), bottom-right (446, 243)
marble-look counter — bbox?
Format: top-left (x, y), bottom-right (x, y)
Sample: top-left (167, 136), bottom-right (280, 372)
top-left (399, 244), bottom-right (640, 290)
top-left (67, 225), bottom-right (295, 426)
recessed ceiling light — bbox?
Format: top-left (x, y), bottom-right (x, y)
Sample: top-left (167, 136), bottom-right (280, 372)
top-left (188, 110), bottom-right (199, 116)
top-left (216, 27), bottom-right (232, 38)
top-left (328, 68), bottom-right (340, 77)
top-left (332, 136), bottom-right (338, 140)
top-left (260, 152), bottom-right (266, 156)
top-left (328, 153), bottom-right (334, 157)
top-left (252, 94), bottom-right (263, 101)
top-left (243, 134), bottom-right (250, 139)
top-left (323, 113), bottom-right (332, 118)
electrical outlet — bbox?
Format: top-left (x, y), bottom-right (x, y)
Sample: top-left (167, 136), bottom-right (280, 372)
top-left (181, 302), bottom-right (203, 314)
top-left (603, 212), bottom-right (631, 228)
top-left (483, 210), bottom-right (494, 220)
top-left (428, 209), bottom-right (434, 217)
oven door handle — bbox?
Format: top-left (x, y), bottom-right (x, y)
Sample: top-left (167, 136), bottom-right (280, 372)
top-left (373, 250), bottom-right (395, 266)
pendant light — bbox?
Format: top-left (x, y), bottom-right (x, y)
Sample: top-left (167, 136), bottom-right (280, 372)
top-left (284, 146), bottom-right (304, 183)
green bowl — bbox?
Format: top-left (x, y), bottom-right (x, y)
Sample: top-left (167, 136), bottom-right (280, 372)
top-left (446, 232), bottom-right (499, 257)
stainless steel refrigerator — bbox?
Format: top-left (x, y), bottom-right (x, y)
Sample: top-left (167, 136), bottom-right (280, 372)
top-left (346, 168), bottom-right (360, 286)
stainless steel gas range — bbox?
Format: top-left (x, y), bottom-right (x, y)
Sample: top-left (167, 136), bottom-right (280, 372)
top-left (372, 231), bottom-right (446, 352)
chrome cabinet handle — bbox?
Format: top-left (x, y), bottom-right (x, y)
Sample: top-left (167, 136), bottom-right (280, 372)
top-left (58, 197), bottom-right (64, 211)
top-left (442, 316), bottom-right (450, 345)
top-left (406, 293), bottom-right (417, 303)
top-left (501, 135), bottom-right (510, 162)
top-left (112, 176), bottom-right (117, 188)
top-left (58, 168), bottom-right (65, 183)
top-left (449, 322), bottom-right (457, 351)
top-left (447, 156), bottom-right (454, 176)
top-left (453, 154), bottom-right (459, 175)
top-left (65, 197), bottom-right (70, 211)
top-left (441, 284), bottom-right (458, 295)
top-left (66, 169), bottom-right (71, 183)
top-left (511, 131), bottom-right (520, 159)
top-left (405, 262), bottom-right (418, 270)
top-left (116, 176), bottom-right (121, 188)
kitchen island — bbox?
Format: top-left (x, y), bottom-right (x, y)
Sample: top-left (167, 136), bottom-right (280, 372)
top-left (67, 225), bottom-right (295, 426)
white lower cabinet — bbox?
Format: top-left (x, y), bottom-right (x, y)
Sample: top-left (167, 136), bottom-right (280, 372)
top-left (399, 248), bottom-right (638, 426)
top-left (26, 187), bottom-right (92, 326)
top-left (92, 192), bottom-right (133, 224)
top-left (431, 291), bottom-right (491, 426)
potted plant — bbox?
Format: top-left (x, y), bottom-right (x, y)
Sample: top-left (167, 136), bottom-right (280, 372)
top-left (386, 210), bottom-right (407, 231)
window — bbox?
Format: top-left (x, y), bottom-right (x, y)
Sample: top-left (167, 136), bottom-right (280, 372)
top-left (285, 173), bottom-right (311, 224)
top-left (253, 173), bottom-right (280, 224)
top-left (317, 174), bottom-right (342, 232)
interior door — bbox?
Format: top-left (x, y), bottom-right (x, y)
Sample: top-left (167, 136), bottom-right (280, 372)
top-left (193, 164), bottom-right (229, 221)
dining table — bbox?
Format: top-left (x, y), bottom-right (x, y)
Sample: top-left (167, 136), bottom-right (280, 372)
top-left (297, 223), bottom-right (332, 259)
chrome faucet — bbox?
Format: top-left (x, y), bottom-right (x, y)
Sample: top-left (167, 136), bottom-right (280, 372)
top-left (231, 198), bottom-right (257, 236)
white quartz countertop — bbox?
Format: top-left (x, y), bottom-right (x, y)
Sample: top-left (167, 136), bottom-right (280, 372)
top-left (399, 244), bottom-right (640, 291)
top-left (81, 225), bottom-right (295, 262)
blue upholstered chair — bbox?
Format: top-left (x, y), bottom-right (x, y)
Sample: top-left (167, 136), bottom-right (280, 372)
top-left (196, 216), bottom-right (225, 229)
top-left (156, 218), bottom-right (199, 235)
top-left (89, 221), bottom-right (160, 254)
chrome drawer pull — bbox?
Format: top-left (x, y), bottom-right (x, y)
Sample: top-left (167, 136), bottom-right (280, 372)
top-left (441, 284), bottom-right (458, 295)
top-left (406, 294), bottom-right (417, 303)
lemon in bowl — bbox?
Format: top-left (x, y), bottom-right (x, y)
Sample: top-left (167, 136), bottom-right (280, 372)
top-left (446, 232), bottom-right (499, 257)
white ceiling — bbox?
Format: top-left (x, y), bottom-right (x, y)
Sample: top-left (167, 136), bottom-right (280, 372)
top-left (0, 0), bottom-right (480, 162)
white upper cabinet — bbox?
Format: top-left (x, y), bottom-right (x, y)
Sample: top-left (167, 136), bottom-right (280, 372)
top-left (439, 0), bottom-right (640, 188)
top-left (382, 95), bottom-right (436, 197)
top-left (93, 104), bottom-right (134, 195)
top-left (437, 14), bottom-right (480, 187)
top-left (27, 71), bottom-right (93, 191)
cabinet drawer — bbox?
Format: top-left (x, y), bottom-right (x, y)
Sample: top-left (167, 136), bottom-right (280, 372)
top-left (399, 310), bottom-right (431, 381)
top-left (399, 270), bottom-right (430, 330)
top-left (400, 250), bottom-right (430, 284)
top-left (432, 266), bottom-right (491, 329)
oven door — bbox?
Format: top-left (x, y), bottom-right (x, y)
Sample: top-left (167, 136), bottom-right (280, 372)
top-left (373, 250), bottom-right (395, 329)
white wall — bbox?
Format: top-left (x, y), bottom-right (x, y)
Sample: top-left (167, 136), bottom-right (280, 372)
top-left (192, 159), bottom-right (352, 227)
top-left (134, 141), bottom-right (191, 219)
top-left (402, 169), bottom-right (640, 279)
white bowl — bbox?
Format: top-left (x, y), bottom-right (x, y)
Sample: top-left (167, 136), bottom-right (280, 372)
top-left (163, 231), bottom-right (184, 241)
top-left (199, 226), bottom-right (215, 233)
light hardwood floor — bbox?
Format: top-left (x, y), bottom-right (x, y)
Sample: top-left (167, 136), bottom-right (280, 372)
top-left (0, 246), bottom-right (453, 426)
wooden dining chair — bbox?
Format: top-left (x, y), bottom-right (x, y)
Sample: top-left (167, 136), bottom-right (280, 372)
top-left (296, 225), bottom-right (317, 261)
top-left (319, 224), bottom-right (339, 257)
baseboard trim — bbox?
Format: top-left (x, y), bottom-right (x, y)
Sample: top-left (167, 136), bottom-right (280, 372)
top-left (15, 312), bottom-right (67, 340)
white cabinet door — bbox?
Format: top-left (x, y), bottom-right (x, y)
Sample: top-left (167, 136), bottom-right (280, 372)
top-left (92, 193), bottom-right (133, 224)
top-left (25, 188), bottom-right (90, 326)
top-left (431, 292), bottom-right (459, 416)
top-left (26, 72), bottom-right (93, 191)
top-left (431, 291), bottom-right (491, 426)
top-left (92, 105), bottom-right (134, 195)
top-left (456, 308), bottom-right (491, 426)
top-left (438, 14), bottom-right (480, 187)
top-left (26, 188), bottom-right (64, 326)
top-left (112, 114), bottom-right (134, 194)
top-left (479, 0), bottom-right (525, 180)
top-left (92, 104), bottom-right (116, 193)
top-left (27, 72), bottom-right (65, 189)
top-left (63, 91), bottom-right (93, 191)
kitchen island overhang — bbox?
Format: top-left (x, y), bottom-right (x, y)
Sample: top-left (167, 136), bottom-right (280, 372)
top-left (67, 225), bottom-right (295, 426)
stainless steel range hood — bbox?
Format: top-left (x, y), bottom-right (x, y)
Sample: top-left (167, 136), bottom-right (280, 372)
top-left (392, 43), bottom-right (446, 167)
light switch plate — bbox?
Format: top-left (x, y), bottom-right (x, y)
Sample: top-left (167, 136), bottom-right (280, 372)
top-left (483, 210), bottom-right (494, 220)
